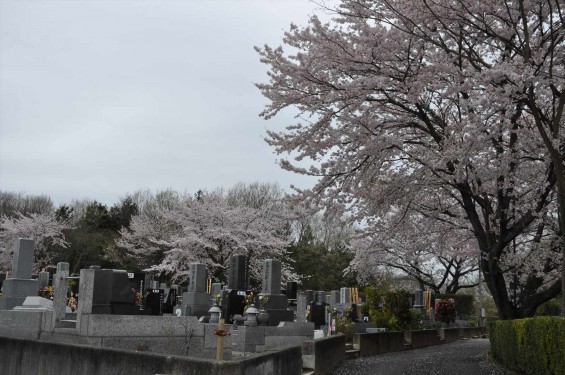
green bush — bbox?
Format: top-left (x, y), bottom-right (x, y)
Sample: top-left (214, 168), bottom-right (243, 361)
top-left (489, 317), bottom-right (565, 375)
top-left (364, 287), bottom-right (418, 331)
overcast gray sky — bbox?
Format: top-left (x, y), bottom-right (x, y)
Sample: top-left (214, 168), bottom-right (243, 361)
top-left (0, 0), bottom-right (330, 206)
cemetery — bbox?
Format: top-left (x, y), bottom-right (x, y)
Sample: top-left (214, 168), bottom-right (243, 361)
top-left (0, 238), bottom-right (489, 374)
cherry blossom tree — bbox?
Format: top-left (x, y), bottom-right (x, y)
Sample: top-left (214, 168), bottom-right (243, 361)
top-left (257, 0), bottom-right (564, 318)
top-left (0, 212), bottom-right (69, 272)
top-left (117, 189), bottom-right (291, 283)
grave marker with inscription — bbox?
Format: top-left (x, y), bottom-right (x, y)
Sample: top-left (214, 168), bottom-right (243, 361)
top-left (0, 239), bottom-right (39, 310)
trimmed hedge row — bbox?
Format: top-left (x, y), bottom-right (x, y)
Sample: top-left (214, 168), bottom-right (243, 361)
top-left (489, 317), bottom-right (565, 375)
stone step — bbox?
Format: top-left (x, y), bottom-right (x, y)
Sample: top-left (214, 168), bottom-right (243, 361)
top-left (65, 312), bottom-right (77, 320)
top-left (345, 349), bottom-right (360, 360)
top-left (57, 319), bottom-right (77, 329)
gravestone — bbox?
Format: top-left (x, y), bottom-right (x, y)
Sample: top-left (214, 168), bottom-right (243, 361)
top-left (163, 287), bottom-right (177, 314)
top-left (38, 272), bottom-right (50, 289)
top-left (181, 263), bottom-right (210, 317)
top-left (0, 239), bottom-right (39, 310)
top-left (309, 302), bottom-right (327, 329)
top-left (316, 291), bottom-right (327, 304)
top-left (145, 288), bottom-right (164, 315)
top-left (256, 259), bottom-right (293, 326)
top-left (340, 287), bottom-right (351, 304)
top-left (127, 272), bottom-right (145, 296)
top-left (305, 290), bottom-right (314, 304)
top-left (91, 269), bottom-right (138, 315)
top-left (223, 289), bottom-right (248, 323)
top-left (150, 280), bottom-right (160, 289)
top-left (286, 281), bottom-right (298, 300)
top-left (228, 254), bottom-right (247, 290)
top-left (330, 290), bottom-right (340, 306)
top-left (0, 273), bottom-right (6, 291)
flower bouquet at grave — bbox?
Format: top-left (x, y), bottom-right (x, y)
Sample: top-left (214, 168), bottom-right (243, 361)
top-left (435, 299), bottom-right (456, 324)
top-left (67, 291), bottom-right (77, 312)
top-left (243, 292), bottom-right (254, 313)
top-left (258, 294), bottom-right (270, 311)
top-left (132, 288), bottom-right (143, 306)
top-left (38, 286), bottom-right (54, 300)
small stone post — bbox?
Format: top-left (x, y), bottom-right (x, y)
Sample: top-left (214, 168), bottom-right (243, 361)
top-left (216, 318), bottom-right (226, 361)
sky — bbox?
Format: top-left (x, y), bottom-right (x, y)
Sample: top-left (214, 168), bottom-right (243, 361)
top-left (0, 0), bottom-right (333, 206)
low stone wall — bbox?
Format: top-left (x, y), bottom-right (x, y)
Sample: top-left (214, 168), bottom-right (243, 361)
top-left (302, 335), bottom-right (346, 375)
top-left (353, 331), bottom-right (408, 357)
top-left (354, 327), bottom-right (486, 357)
top-left (0, 335), bottom-right (303, 375)
top-left (0, 309), bottom-right (45, 340)
top-left (411, 329), bottom-right (442, 348)
top-left (0, 310), bottom-right (314, 360)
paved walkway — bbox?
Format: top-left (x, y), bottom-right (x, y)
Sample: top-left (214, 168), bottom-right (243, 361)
top-left (329, 338), bottom-right (512, 375)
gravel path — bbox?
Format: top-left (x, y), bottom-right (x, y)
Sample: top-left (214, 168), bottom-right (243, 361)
top-left (329, 338), bottom-right (512, 375)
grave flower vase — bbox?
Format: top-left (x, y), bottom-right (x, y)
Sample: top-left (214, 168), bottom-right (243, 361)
top-left (257, 310), bottom-right (269, 326)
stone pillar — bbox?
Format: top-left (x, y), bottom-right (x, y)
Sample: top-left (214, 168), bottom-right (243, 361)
top-left (76, 268), bottom-right (95, 333)
top-left (297, 292), bottom-right (307, 322)
top-left (52, 262), bottom-right (69, 326)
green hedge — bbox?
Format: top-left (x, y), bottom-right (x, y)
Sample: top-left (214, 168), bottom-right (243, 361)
top-left (489, 317), bottom-right (565, 375)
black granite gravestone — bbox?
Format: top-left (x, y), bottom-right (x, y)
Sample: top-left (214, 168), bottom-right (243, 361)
top-left (310, 302), bottom-right (327, 329)
top-left (223, 289), bottom-right (248, 324)
top-left (228, 255), bottom-right (247, 291)
top-left (145, 289), bottom-right (164, 316)
top-left (286, 282), bottom-right (298, 300)
top-left (163, 288), bottom-right (177, 314)
top-left (0, 273), bottom-right (6, 291)
top-left (92, 269), bottom-right (138, 315)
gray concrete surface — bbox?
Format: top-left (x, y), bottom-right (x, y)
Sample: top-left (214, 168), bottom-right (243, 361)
top-left (329, 338), bottom-right (511, 375)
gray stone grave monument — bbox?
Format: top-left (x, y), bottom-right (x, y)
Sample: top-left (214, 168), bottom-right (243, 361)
top-left (38, 271), bottom-right (50, 289)
top-left (228, 254), bottom-right (247, 291)
top-left (257, 259), bottom-right (293, 326)
top-left (0, 239), bottom-right (39, 310)
top-left (181, 263), bottom-right (211, 317)
top-left (330, 290), bottom-right (340, 307)
top-left (340, 287), bottom-right (351, 304)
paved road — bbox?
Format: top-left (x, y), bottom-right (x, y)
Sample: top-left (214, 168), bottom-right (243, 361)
top-left (329, 338), bottom-right (512, 375)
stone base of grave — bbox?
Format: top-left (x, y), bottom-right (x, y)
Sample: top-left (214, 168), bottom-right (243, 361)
top-left (181, 291), bottom-right (211, 318)
top-left (182, 304), bottom-right (210, 318)
top-left (0, 279), bottom-right (39, 311)
top-left (13, 296), bottom-right (53, 311)
top-left (265, 309), bottom-right (294, 326)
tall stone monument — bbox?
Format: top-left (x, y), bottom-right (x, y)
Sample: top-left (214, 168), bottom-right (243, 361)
top-left (0, 239), bottom-right (39, 310)
top-left (181, 263), bottom-right (211, 317)
top-left (257, 259), bottom-right (293, 326)
top-left (228, 254), bottom-right (247, 291)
